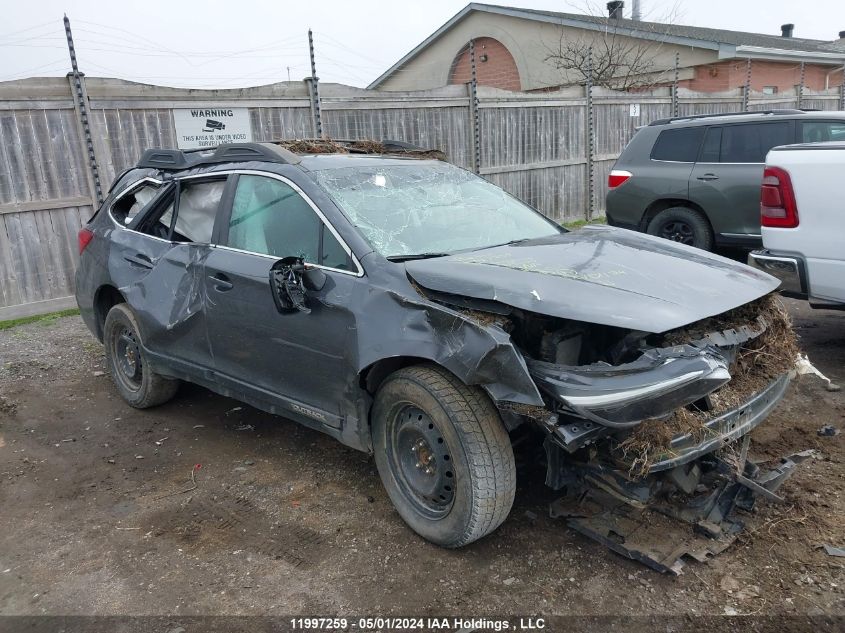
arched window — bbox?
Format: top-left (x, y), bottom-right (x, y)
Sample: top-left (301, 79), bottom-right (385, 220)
top-left (448, 37), bottom-right (521, 91)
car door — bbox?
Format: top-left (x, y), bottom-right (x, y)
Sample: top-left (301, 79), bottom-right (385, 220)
top-left (646, 125), bottom-right (703, 201)
top-left (203, 171), bottom-right (365, 430)
top-left (689, 121), bottom-right (794, 240)
top-left (111, 174), bottom-right (231, 374)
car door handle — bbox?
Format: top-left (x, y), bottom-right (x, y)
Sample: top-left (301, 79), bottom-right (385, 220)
top-left (696, 174), bottom-right (719, 181)
top-left (209, 273), bottom-right (233, 291)
top-left (123, 253), bottom-right (154, 269)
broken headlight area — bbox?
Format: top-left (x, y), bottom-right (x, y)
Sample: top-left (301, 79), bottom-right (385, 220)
top-left (511, 294), bottom-right (797, 469)
top-left (526, 347), bottom-right (732, 429)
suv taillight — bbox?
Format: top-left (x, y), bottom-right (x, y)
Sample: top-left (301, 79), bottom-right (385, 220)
top-left (78, 227), bottom-right (94, 254)
top-left (761, 166), bottom-right (799, 228)
top-left (608, 170), bottom-right (632, 189)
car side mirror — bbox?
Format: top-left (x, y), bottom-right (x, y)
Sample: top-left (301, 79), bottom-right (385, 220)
top-left (301, 266), bottom-right (327, 291)
top-left (269, 257), bottom-right (320, 314)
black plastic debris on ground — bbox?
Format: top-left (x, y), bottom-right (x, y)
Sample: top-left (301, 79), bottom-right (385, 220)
top-left (549, 449), bottom-right (815, 575)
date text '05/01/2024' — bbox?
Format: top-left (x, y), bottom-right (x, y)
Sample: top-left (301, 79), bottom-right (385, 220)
top-left (289, 616), bottom-right (546, 630)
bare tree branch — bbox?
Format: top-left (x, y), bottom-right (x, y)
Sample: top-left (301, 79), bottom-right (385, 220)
top-left (544, 2), bottom-right (684, 90)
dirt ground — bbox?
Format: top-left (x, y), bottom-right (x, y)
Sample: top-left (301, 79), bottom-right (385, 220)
top-left (0, 298), bottom-right (843, 622)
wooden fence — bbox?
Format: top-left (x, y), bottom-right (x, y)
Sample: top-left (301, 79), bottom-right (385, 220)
top-left (0, 76), bottom-right (842, 318)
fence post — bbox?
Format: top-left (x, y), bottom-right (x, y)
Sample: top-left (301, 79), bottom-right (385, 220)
top-left (839, 65), bottom-right (844, 111)
top-left (798, 61), bottom-right (805, 109)
top-left (742, 58), bottom-right (752, 111)
top-left (671, 52), bottom-right (679, 117)
top-left (307, 29), bottom-right (323, 138)
top-left (64, 15), bottom-right (103, 207)
top-left (585, 47), bottom-right (595, 221)
top-left (468, 39), bottom-right (481, 174)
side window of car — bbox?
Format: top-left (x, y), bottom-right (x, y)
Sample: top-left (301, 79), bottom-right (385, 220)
top-left (139, 179), bottom-right (226, 243)
top-left (226, 175), bottom-right (353, 270)
top-left (112, 182), bottom-right (162, 225)
top-left (699, 127), bottom-right (722, 163)
top-left (799, 121), bottom-right (845, 143)
top-left (650, 127), bottom-right (705, 162)
top-left (719, 122), bottom-right (792, 163)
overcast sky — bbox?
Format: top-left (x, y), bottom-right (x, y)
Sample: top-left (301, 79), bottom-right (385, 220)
top-left (2, 0), bottom-right (842, 88)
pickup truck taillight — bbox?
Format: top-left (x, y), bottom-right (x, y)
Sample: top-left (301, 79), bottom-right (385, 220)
top-left (760, 166), bottom-right (799, 228)
top-left (78, 227), bottom-right (94, 254)
top-left (608, 170), bottom-right (632, 189)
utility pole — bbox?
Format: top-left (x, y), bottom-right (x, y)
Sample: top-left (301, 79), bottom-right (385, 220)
top-left (585, 46), bottom-right (595, 221)
top-left (64, 15), bottom-right (103, 206)
top-left (798, 61), bottom-right (805, 109)
top-left (742, 58), bottom-right (752, 111)
top-left (469, 39), bottom-right (481, 174)
top-left (839, 64), bottom-right (845, 111)
top-left (671, 52), bottom-right (679, 117)
top-left (307, 29), bottom-right (323, 137)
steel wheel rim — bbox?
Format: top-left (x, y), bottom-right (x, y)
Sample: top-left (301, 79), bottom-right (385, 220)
top-left (113, 325), bottom-right (143, 392)
top-left (660, 220), bottom-right (695, 245)
top-left (386, 405), bottom-right (455, 519)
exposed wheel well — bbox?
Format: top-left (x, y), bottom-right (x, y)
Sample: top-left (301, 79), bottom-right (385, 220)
top-left (360, 357), bottom-right (520, 433)
top-left (639, 199), bottom-right (711, 232)
top-left (93, 285), bottom-right (125, 342)
top-left (360, 356), bottom-right (432, 395)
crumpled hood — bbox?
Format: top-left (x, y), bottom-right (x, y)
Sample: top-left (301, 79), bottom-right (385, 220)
top-left (405, 226), bottom-right (780, 333)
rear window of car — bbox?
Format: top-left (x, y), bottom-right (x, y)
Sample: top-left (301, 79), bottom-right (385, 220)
top-left (799, 120), bottom-right (845, 143)
top-left (719, 122), bottom-right (792, 163)
top-left (111, 181), bottom-right (162, 225)
top-left (650, 127), bottom-right (705, 162)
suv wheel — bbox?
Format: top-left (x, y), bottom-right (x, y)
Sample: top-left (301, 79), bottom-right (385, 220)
top-left (372, 364), bottom-right (516, 548)
top-left (646, 207), bottom-right (714, 250)
top-left (103, 304), bottom-right (180, 408)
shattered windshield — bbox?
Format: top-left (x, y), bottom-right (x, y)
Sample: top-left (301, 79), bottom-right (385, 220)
top-left (311, 162), bottom-right (561, 258)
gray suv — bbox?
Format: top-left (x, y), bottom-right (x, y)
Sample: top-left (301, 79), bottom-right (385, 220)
top-left (605, 110), bottom-right (845, 251)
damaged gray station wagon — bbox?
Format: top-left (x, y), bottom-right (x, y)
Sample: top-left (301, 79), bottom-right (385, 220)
top-left (76, 140), bottom-right (799, 569)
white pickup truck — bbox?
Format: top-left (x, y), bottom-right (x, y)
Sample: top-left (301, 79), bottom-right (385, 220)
top-left (749, 141), bottom-right (845, 310)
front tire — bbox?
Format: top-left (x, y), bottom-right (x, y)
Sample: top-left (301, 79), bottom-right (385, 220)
top-left (372, 364), bottom-right (516, 548)
top-left (103, 304), bottom-right (179, 408)
top-left (646, 206), bottom-right (714, 250)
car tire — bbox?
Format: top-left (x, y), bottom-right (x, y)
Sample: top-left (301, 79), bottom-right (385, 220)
top-left (646, 207), bottom-right (714, 251)
top-left (103, 303), bottom-right (179, 408)
top-left (372, 364), bottom-right (516, 548)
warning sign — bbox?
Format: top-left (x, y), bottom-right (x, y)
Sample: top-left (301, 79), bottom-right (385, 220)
top-left (173, 108), bottom-right (253, 149)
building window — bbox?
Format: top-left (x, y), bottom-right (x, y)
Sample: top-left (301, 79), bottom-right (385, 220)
top-left (762, 86), bottom-right (778, 95)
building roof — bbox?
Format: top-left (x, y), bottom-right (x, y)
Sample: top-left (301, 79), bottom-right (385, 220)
top-left (369, 2), bottom-right (845, 88)
top-left (509, 5), bottom-right (837, 53)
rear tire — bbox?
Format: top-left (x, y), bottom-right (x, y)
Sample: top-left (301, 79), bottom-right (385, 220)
top-left (103, 304), bottom-right (179, 408)
top-left (372, 364), bottom-right (516, 548)
top-left (646, 206), bottom-right (714, 251)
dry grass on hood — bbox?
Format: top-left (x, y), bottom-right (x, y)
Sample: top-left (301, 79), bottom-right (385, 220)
top-left (274, 138), bottom-right (446, 160)
top-left (618, 293), bottom-right (798, 476)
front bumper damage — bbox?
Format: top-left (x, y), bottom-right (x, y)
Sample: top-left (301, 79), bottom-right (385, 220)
top-left (518, 296), bottom-right (811, 573)
top-left (538, 369), bottom-right (811, 575)
top-left (528, 313), bottom-right (767, 429)
top-left (548, 445), bottom-right (815, 575)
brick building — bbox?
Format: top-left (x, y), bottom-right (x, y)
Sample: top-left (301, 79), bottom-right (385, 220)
top-left (370, 2), bottom-right (845, 94)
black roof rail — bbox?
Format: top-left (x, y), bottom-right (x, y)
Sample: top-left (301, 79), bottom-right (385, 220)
top-left (136, 142), bottom-right (301, 171)
top-left (648, 109), bottom-right (807, 126)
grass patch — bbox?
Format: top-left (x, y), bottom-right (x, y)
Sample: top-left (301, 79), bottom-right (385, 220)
top-left (0, 308), bottom-right (80, 331)
top-left (562, 215), bottom-right (607, 230)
